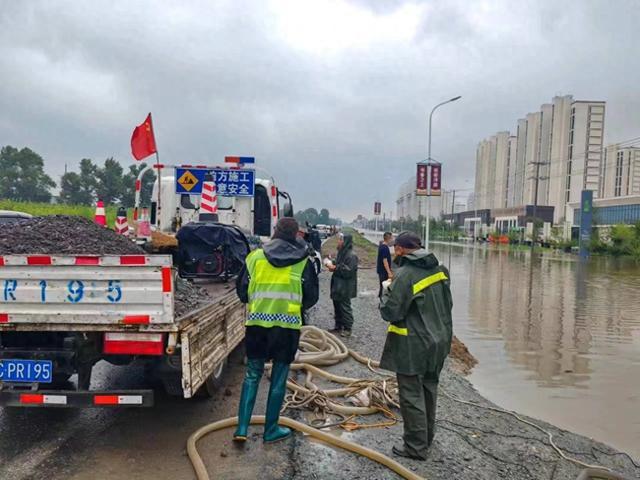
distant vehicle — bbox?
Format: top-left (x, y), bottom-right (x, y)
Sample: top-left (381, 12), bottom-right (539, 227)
top-left (0, 210), bottom-right (32, 224)
top-left (316, 224), bottom-right (332, 239)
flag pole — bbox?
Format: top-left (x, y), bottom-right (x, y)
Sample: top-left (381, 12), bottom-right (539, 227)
top-left (150, 113), bottom-right (162, 231)
top-left (155, 150), bottom-right (162, 231)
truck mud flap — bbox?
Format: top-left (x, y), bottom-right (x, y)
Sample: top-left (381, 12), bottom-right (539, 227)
top-left (0, 389), bottom-right (154, 408)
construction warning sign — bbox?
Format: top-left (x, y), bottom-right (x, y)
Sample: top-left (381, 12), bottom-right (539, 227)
top-left (175, 167), bottom-right (255, 196)
top-left (176, 169), bottom-right (200, 193)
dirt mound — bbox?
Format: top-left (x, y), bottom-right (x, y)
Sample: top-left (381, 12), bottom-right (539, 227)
top-left (449, 335), bottom-right (478, 375)
top-left (0, 215), bottom-right (145, 255)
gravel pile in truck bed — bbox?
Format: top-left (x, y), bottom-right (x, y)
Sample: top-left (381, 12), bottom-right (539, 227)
top-left (174, 277), bottom-right (214, 318)
top-left (0, 215), bottom-right (145, 255)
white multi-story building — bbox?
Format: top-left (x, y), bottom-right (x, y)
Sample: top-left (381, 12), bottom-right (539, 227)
top-left (523, 111), bottom-right (542, 205)
top-left (547, 96), bottom-right (573, 224)
top-left (395, 175), bottom-right (442, 220)
top-left (601, 146), bottom-right (640, 198)
top-left (473, 95), bottom-right (606, 226)
top-left (564, 101), bottom-right (606, 213)
top-left (505, 135), bottom-right (517, 207)
top-left (441, 189), bottom-right (466, 216)
top-left (493, 132), bottom-right (511, 209)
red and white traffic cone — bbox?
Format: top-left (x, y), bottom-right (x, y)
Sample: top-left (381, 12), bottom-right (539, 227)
top-left (115, 207), bottom-right (129, 236)
top-left (94, 200), bottom-right (106, 226)
top-left (137, 207), bottom-right (152, 242)
top-left (199, 179), bottom-right (219, 221)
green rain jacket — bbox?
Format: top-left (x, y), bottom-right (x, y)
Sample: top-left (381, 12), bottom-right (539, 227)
top-left (330, 234), bottom-right (358, 301)
top-left (379, 250), bottom-right (453, 376)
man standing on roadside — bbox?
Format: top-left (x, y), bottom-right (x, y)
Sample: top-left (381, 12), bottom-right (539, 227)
top-left (328, 233), bottom-right (358, 337)
top-left (379, 231), bottom-right (453, 460)
top-left (233, 218), bottom-right (319, 444)
top-left (376, 232), bottom-right (394, 297)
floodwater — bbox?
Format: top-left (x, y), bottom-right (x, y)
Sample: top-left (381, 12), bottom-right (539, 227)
top-left (432, 242), bottom-right (640, 459)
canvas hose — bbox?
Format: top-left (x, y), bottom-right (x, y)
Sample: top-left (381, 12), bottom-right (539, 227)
top-left (187, 326), bottom-right (421, 480)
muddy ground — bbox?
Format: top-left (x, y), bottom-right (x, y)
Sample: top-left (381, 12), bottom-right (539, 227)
top-left (1, 238), bottom-right (639, 479)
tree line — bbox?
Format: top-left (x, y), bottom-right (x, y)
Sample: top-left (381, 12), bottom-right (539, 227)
top-left (0, 145), bottom-right (155, 207)
top-left (294, 207), bottom-right (341, 226)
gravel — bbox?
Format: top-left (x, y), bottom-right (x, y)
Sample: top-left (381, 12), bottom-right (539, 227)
top-left (0, 215), bottom-right (213, 318)
top-left (0, 215), bottom-right (144, 255)
top-left (174, 277), bottom-right (213, 318)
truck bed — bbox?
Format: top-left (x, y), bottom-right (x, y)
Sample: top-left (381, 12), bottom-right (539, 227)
top-left (178, 280), bottom-right (245, 397)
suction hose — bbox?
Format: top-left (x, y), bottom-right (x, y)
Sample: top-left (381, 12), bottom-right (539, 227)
top-left (187, 415), bottom-right (425, 480)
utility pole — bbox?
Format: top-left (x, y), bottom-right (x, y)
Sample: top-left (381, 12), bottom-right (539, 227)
top-left (448, 189), bottom-right (456, 269)
top-left (529, 161), bottom-right (549, 253)
top-left (424, 95), bottom-right (461, 251)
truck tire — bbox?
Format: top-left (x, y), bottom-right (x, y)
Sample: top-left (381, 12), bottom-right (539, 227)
top-left (160, 372), bottom-right (184, 397)
top-left (197, 359), bottom-right (227, 398)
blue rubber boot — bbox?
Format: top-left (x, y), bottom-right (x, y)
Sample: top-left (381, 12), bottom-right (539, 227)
top-left (233, 358), bottom-right (265, 442)
top-left (263, 362), bottom-right (292, 443)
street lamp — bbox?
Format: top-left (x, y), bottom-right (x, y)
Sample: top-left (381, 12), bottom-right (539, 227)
top-left (424, 95), bottom-right (462, 252)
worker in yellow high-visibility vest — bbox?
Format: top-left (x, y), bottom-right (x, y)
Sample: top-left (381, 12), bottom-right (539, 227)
top-left (233, 218), bottom-right (319, 444)
top-left (379, 231), bottom-right (453, 461)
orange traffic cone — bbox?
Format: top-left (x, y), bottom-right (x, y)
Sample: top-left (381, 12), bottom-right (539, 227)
top-left (94, 200), bottom-right (106, 226)
top-left (115, 207), bottom-right (128, 236)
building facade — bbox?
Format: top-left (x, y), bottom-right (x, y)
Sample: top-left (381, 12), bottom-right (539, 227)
top-left (396, 175), bottom-right (442, 220)
top-left (601, 146), bottom-right (640, 198)
top-left (473, 95), bottom-right (606, 228)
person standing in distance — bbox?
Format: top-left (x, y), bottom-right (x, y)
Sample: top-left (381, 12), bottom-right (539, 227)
top-left (376, 232), bottom-right (394, 297)
top-left (327, 233), bottom-right (358, 337)
top-left (379, 231), bottom-right (453, 460)
top-left (233, 218), bottom-right (319, 444)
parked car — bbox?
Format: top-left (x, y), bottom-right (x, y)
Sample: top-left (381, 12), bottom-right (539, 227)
top-left (0, 210), bottom-right (32, 224)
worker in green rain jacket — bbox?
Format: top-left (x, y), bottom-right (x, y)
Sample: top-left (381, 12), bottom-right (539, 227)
top-left (379, 231), bottom-right (453, 461)
top-left (234, 218), bottom-right (319, 444)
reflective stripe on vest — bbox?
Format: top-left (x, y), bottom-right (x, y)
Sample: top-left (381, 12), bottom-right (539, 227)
top-left (388, 324), bottom-right (408, 336)
top-left (249, 291), bottom-right (303, 302)
top-left (246, 249), bottom-right (306, 330)
top-left (412, 271), bottom-right (448, 295)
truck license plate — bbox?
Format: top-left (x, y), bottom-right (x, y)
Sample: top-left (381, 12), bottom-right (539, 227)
top-left (0, 359), bottom-right (53, 383)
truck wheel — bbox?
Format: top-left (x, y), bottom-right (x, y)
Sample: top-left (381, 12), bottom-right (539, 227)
top-left (197, 359), bottom-right (227, 398)
top-left (161, 372), bottom-right (184, 397)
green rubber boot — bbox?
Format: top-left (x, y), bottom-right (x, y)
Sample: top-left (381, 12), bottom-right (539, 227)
top-left (263, 362), bottom-right (292, 444)
top-left (233, 359), bottom-right (264, 442)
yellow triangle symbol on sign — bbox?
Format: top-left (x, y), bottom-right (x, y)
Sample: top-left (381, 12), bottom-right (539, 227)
top-left (178, 171), bottom-right (199, 191)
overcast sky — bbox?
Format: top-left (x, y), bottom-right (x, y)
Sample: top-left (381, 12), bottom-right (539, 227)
top-left (1, 0), bottom-right (639, 220)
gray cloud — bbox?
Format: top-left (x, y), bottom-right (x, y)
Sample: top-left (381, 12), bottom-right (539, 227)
top-left (1, 0), bottom-right (639, 220)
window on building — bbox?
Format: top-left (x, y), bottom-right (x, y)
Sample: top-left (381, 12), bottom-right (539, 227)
top-left (615, 151), bottom-right (624, 197)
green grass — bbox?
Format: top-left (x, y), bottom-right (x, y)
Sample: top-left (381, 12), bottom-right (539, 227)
top-left (0, 200), bottom-right (123, 226)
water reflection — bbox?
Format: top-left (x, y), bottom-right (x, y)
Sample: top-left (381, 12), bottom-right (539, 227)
top-left (436, 243), bottom-right (640, 457)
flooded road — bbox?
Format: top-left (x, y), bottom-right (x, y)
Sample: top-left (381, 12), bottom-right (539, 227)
top-left (434, 242), bottom-right (640, 459)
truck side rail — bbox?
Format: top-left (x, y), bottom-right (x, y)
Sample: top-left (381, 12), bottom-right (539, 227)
top-left (0, 255), bottom-right (174, 330)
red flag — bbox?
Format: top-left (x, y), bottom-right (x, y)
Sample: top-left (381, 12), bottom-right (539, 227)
top-left (131, 113), bottom-right (157, 161)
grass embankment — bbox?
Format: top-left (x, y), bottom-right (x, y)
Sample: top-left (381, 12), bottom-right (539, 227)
top-left (0, 200), bottom-right (122, 227)
top-left (321, 228), bottom-right (377, 268)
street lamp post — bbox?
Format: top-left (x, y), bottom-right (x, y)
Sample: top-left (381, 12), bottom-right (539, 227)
top-left (424, 95), bottom-right (461, 251)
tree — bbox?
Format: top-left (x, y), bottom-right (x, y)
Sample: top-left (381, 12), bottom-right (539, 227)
top-left (0, 146), bottom-right (56, 202)
top-left (121, 163), bottom-right (156, 207)
top-left (319, 208), bottom-right (330, 225)
top-left (95, 157), bottom-right (124, 204)
top-left (295, 208), bottom-right (320, 226)
top-left (77, 158), bottom-right (98, 204)
top-left (59, 172), bottom-right (84, 204)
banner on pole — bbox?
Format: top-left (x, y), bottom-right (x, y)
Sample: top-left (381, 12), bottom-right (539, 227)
top-left (374, 201), bottom-right (381, 216)
top-left (416, 164), bottom-right (428, 196)
top-left (430, 163), bottom-right (441, 196)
